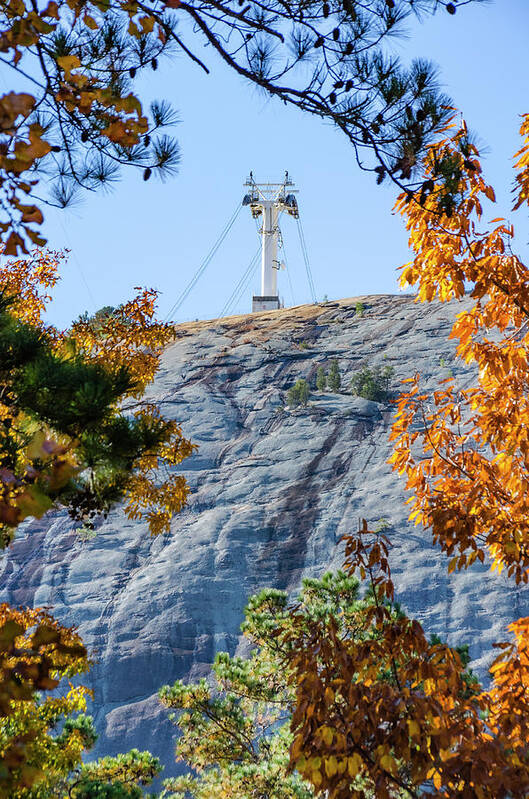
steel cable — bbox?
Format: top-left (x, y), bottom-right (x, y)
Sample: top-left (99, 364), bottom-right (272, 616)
top-left (218, 247), bottom-right (260, 318)
top-left (165, 201), bottom-right (243, 321)
top-left (296, 217), bottom-right (317, 304)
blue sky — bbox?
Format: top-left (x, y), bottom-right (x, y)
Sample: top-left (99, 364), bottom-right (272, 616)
top-left (39, 0), bottom-right (529, 327)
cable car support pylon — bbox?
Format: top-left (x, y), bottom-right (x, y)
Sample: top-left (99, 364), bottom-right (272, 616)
top-left (166, 173), bottom-right (316, 322)
top-left (242, 171), bottom-right (299, 312)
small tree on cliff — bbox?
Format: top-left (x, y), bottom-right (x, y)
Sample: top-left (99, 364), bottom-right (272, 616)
top-left (350, 364), bottom-right (394, 402)
top-left (284, 116), bottom-right (529, 798)
top-left (287, 378), bottom-right (310, 408)
top-left (328, 360), bottom-right (341, 392)
top-left (316, 366), bottom-right (327, 392)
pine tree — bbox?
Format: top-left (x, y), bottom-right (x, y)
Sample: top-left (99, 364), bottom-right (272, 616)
top-left (159, 571), bottom-right (475, 799)
top-left (0, 250), bottom-right (195, 542)
top-left (0, 296), bottom-right (191, 544)
top-left (287, 378), bottom-right (310, 408)
top-left (316, 366), bottom-right (327, 391)
top-left (158, 573), bottom-right (369, 799)
top-left (350, 364), bottom-right (394, 402)
top-left (328, 359), bottom-right (341, 392)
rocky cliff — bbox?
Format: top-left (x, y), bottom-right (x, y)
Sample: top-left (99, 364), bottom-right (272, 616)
top-left (1, 294), bottom-right (527, 775)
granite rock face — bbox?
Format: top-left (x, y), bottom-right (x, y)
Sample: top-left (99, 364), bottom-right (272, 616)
top-left (1, 294), bottom-right (527, 773)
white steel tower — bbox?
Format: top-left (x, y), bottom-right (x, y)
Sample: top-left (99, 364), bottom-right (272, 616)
top-left (242, 172), bottom-right (299, 312)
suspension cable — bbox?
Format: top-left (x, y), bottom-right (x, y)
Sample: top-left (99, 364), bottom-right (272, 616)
top-left (278, 226), bottom-right (296, 307)
top-left (217, 217), bottom-right (261, 318)
top-left (218, 247), bottom-right (260, 319)
top-left (296, 217), bottom-right (317, 304)
top-left (165, 202), bottom-right (243, 321)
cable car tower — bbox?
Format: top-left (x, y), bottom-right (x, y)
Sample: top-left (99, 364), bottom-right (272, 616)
top-left (242, 171), bottom-right (299, 312)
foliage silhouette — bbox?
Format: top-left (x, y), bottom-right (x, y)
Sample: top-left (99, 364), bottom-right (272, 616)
top-left (0, 0), bottom-right (486, 253)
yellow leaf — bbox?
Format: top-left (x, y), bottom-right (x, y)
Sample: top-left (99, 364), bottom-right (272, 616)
top-left (325, 756), bottom-right (338, 777)
top-left (484, 185), bottom-right (496, 202)
top-left (57, 55), bottom-right (81, 73)
top-left (311, 769), bottom-right (322, 786)
top-left (380, 753), bottom-right (397, 775)
top-left (322, 726), bottom-right (333, 746)
top-left (347, 753), bottom-right (363, 777)
top-left (140, 14), bottom-right (155, 32)
top-left (128, 18), bottom-right (140, 36)
top-left (26, 430), bottom-right (47, 459)
top-left (16, 486), bottom-right (53, 520)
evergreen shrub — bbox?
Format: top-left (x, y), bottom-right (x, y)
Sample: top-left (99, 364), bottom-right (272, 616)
top-left (350, 364), bottom-right (394, 402)
top-left (287, 378), bottom-right (310, 408)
